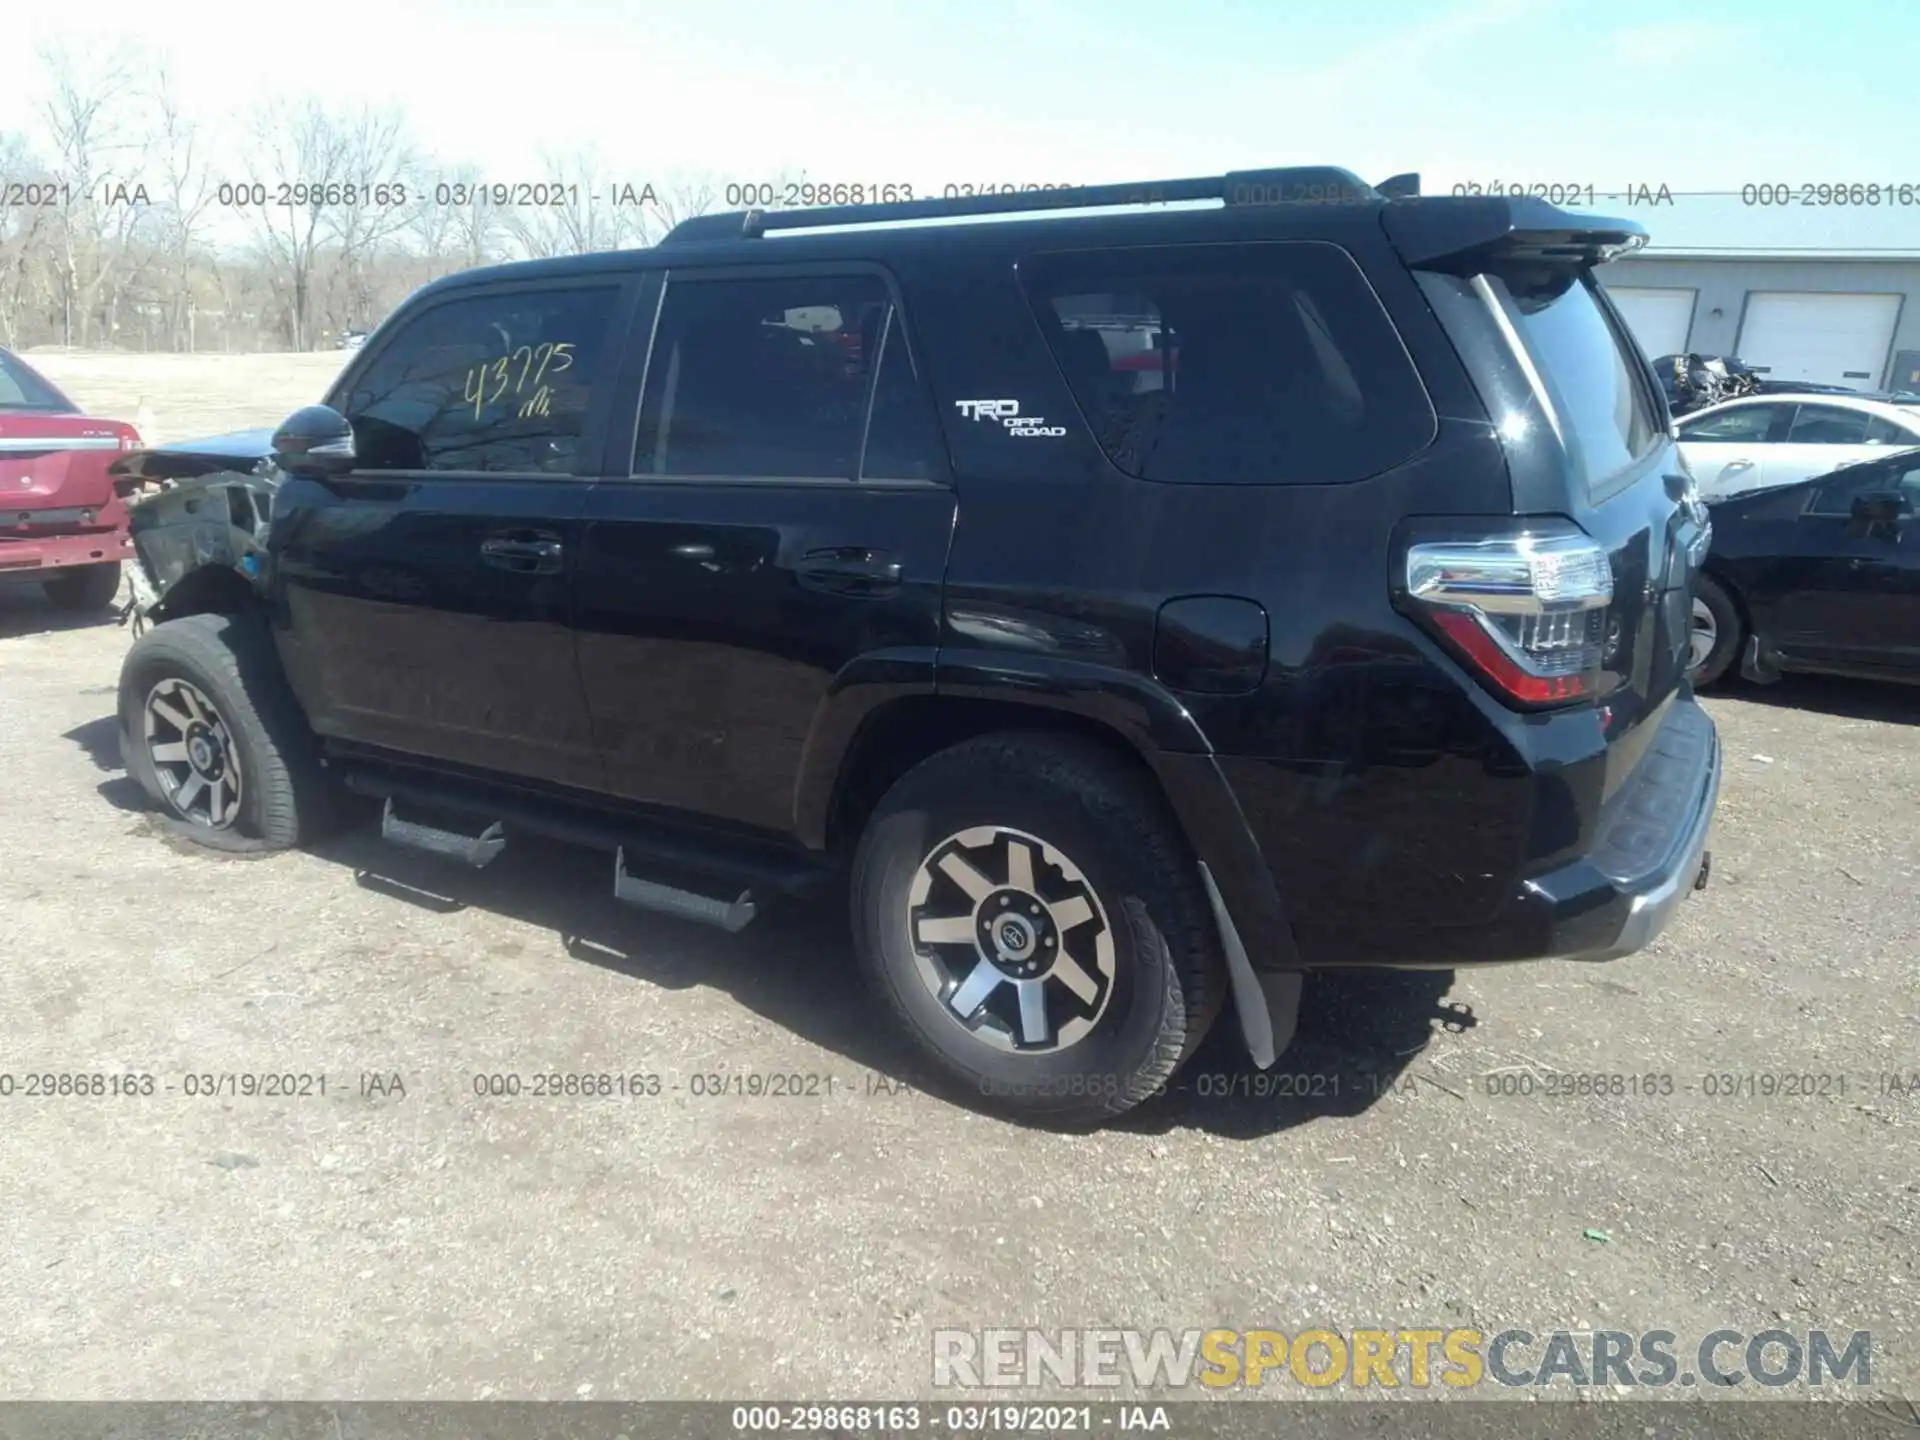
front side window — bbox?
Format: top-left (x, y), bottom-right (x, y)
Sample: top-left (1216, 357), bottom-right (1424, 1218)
top-left (1499, 269), bottom-right (1662, 492)
top-left (1786, 405), bottom-right (1873, 445)
top-left (635, 274), bottom-right (927, 480)
top-left (1678, 405), bottom-right (1786, 444)
top-left (1021, 242), bottom-right (1435, 485)
top-left (339, 286), bottom-right (618, 473)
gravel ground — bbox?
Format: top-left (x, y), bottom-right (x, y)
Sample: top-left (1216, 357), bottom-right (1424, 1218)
top-left (1, 353), bottom-right (1915, 1409)
top-left (1, 586), bottom-right (1914, 1405)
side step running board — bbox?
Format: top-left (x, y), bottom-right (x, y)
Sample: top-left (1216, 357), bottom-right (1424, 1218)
top-left (613, 848), bottom-right (758, 933)
top-left (380, 798), bottom-right (507, 868)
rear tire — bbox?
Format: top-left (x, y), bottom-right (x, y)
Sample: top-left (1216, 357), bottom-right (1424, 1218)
top-left (1689, 574), bottom-right (1742, 688)
top-left (43, 561), bottom-right (122, 612)
top-left (850, 733), bottom-right (1227, 1125)
top-left (117, 612), bottom-right (331, 849)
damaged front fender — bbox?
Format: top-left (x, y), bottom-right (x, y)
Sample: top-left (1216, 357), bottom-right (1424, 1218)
top-left (108, 429), bottom-right (280, 631)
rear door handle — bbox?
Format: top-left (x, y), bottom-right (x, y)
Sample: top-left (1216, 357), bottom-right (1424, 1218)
top-left (481, 529), bottom-right (565, 574)
top-left (796, 546), bottom-right (904, 596)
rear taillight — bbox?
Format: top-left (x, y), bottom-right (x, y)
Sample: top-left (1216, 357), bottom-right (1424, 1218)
top-left (1401, 525), bottom-right (1614, 707)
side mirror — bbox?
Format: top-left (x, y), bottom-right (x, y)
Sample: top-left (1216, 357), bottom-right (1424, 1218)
top-left (271, 404), bottom-right (355, 478)
top-left (1851, 490), bottom-right (1914, 527)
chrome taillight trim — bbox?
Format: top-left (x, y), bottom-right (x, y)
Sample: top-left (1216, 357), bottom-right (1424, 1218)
top-left (1405, 531), bottom-right (1614, 617)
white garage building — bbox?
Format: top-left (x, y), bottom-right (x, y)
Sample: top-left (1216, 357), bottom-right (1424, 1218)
top-left (1594, 197), bottom-right (1920, 391)
top-left (1602, 256), bottom-right (1920, 391)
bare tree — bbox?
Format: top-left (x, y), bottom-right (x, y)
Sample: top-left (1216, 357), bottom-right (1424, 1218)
top-left (505, 146), bottom-right (647, 259)
top-left (637, 174), bottom-right (720, 244)
top-left (35, 41), bottom-right (155, 347)
top-left (0, 132), bottom-right (58, 347)
top-left (147, 62), bottom-right (217, 351)
top-left (245, 95), bottom-right (335, 347)
top-left (410, 160), bottom-right (506, 278)
top-left (245, 95), bottom-right (414, 348)
top-left (325, 106), bottom-right (418, 334)
top-left (0, 49), bottom-right (727, 352)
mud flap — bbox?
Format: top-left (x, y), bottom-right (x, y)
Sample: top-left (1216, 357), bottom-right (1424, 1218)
top-left (1739, 633), bottom-right (1783, 684)
top-left (1199, 861), bottom-right (1302, 1069)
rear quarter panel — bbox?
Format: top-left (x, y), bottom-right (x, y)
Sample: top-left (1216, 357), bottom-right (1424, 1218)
top-left (898, 224), bottom-right (1553, 945)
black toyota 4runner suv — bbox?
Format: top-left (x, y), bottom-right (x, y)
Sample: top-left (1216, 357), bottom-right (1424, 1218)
top-left (111, 167), bottom-right (1720, 1124)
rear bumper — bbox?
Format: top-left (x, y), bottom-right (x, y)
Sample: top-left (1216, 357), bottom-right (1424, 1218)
top-left (1191, 691), bottom-right (1722, 972)
top-left (0, 528), bottom-right (129, 580)
top-left (1525, 695), bottom-right (1720, 962)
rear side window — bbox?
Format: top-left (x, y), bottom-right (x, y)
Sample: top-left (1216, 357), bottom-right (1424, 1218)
top-left (634, 274), bottom-right (944, 481)
top-left (1498, 270), bottom-right (1662, 491)
top-left (1678, 404), bottom-right (1789, 443)
top-left (340, 285), bottom-right (617, 473)
top-left (0, 350), bottom-right (74, 411)
top-left (1786, 405), bottom-right (1872, 444)
top-left (1020, 242), bottom-right (1435, 485)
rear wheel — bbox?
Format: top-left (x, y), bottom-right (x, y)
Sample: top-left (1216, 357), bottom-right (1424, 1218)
top-left (118, 613), bottom-right (330, 848)
top-left (1689, 574), bottom-right (1742, 688)
top-left (850, 733), bottom-right (1226, 1125)
top-left (43, 561), bottom-right (121, 612)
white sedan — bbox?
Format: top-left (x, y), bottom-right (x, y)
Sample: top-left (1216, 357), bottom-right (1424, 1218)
top-left (1677, 393), bottom-right (1920, 501)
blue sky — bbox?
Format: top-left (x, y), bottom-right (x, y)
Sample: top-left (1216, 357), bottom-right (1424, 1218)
top-left (7, 0), bottom-right (1918, 249)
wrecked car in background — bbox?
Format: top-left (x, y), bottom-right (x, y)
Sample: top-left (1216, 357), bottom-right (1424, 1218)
top-left (1650, 353), bottom-right (1766, 417)
top-left (0, 345), bottom-right (144, 612)
top-left (1651, 350), bottom-right (1920, 418)
top-left (107, 430), bottom-right (280, 634)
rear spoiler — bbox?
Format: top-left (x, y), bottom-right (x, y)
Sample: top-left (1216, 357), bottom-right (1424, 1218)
top-left (1383, 196), bottom-right (1648, 274)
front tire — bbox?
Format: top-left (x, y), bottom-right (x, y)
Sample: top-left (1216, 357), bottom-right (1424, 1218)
top-left (1689, 574), bottom-right (1742, 688)
top-left (850, 733), bottom-right (1227, 1125)
top-left (117, 612), bottom-right (329, 848)
top-left (43, 561), bottom-right (122, 612)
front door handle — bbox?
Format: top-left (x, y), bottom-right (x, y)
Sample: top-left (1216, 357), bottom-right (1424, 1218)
top-left (796, 546), bottom-right (904, 596)
top-left (481, 530), bottom-right (565, 574)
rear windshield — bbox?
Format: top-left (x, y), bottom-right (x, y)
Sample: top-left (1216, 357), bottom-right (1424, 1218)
top-left (1020, 241), bottom-right (1436, 485)
top-left (0, 350), bottom-right (76, 412)
top-left (1497, 270), bottom-right (1662, 494)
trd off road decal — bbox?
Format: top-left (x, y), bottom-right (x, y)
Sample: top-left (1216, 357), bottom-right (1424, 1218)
top-left (954, 399), bottom-right (1067, 437)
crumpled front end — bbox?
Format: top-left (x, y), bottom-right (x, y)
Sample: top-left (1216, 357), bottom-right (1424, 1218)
top-left (108, 430), bottom-right (280, 630)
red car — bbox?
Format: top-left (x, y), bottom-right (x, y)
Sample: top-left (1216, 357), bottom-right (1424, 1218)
top-left (0, 346), bottom-right (141, 611)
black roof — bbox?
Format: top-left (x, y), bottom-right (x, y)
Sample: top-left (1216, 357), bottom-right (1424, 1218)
top-left (406, 165), bottom-right (1649, 303)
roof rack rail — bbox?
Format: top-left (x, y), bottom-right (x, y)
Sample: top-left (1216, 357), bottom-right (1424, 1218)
top-left (660, 166), bottom-right (1418, 244)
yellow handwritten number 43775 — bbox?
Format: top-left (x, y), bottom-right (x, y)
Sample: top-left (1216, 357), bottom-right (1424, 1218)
top-left (462, 342), bottom-right (576, 421)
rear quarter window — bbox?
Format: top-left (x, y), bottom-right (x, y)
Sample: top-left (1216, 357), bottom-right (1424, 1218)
top-left (1495, 270), bottom-right (1662, 496)
top-left (0, 350), bottom-right (75, 411)
top-left (1019, 241), bottom-right (1435, 485)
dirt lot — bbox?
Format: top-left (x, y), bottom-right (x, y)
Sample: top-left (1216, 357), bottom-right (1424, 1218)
top-left (27, 348), bottom-right (349, 444)
top-left (1, 353), bottom-right (1916, 1407)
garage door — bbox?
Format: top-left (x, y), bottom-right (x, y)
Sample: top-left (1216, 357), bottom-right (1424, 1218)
top-left (1606, 287), bottom-right (1696, 358)
top-left (1735, 292), bottom-right (1901, 389)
